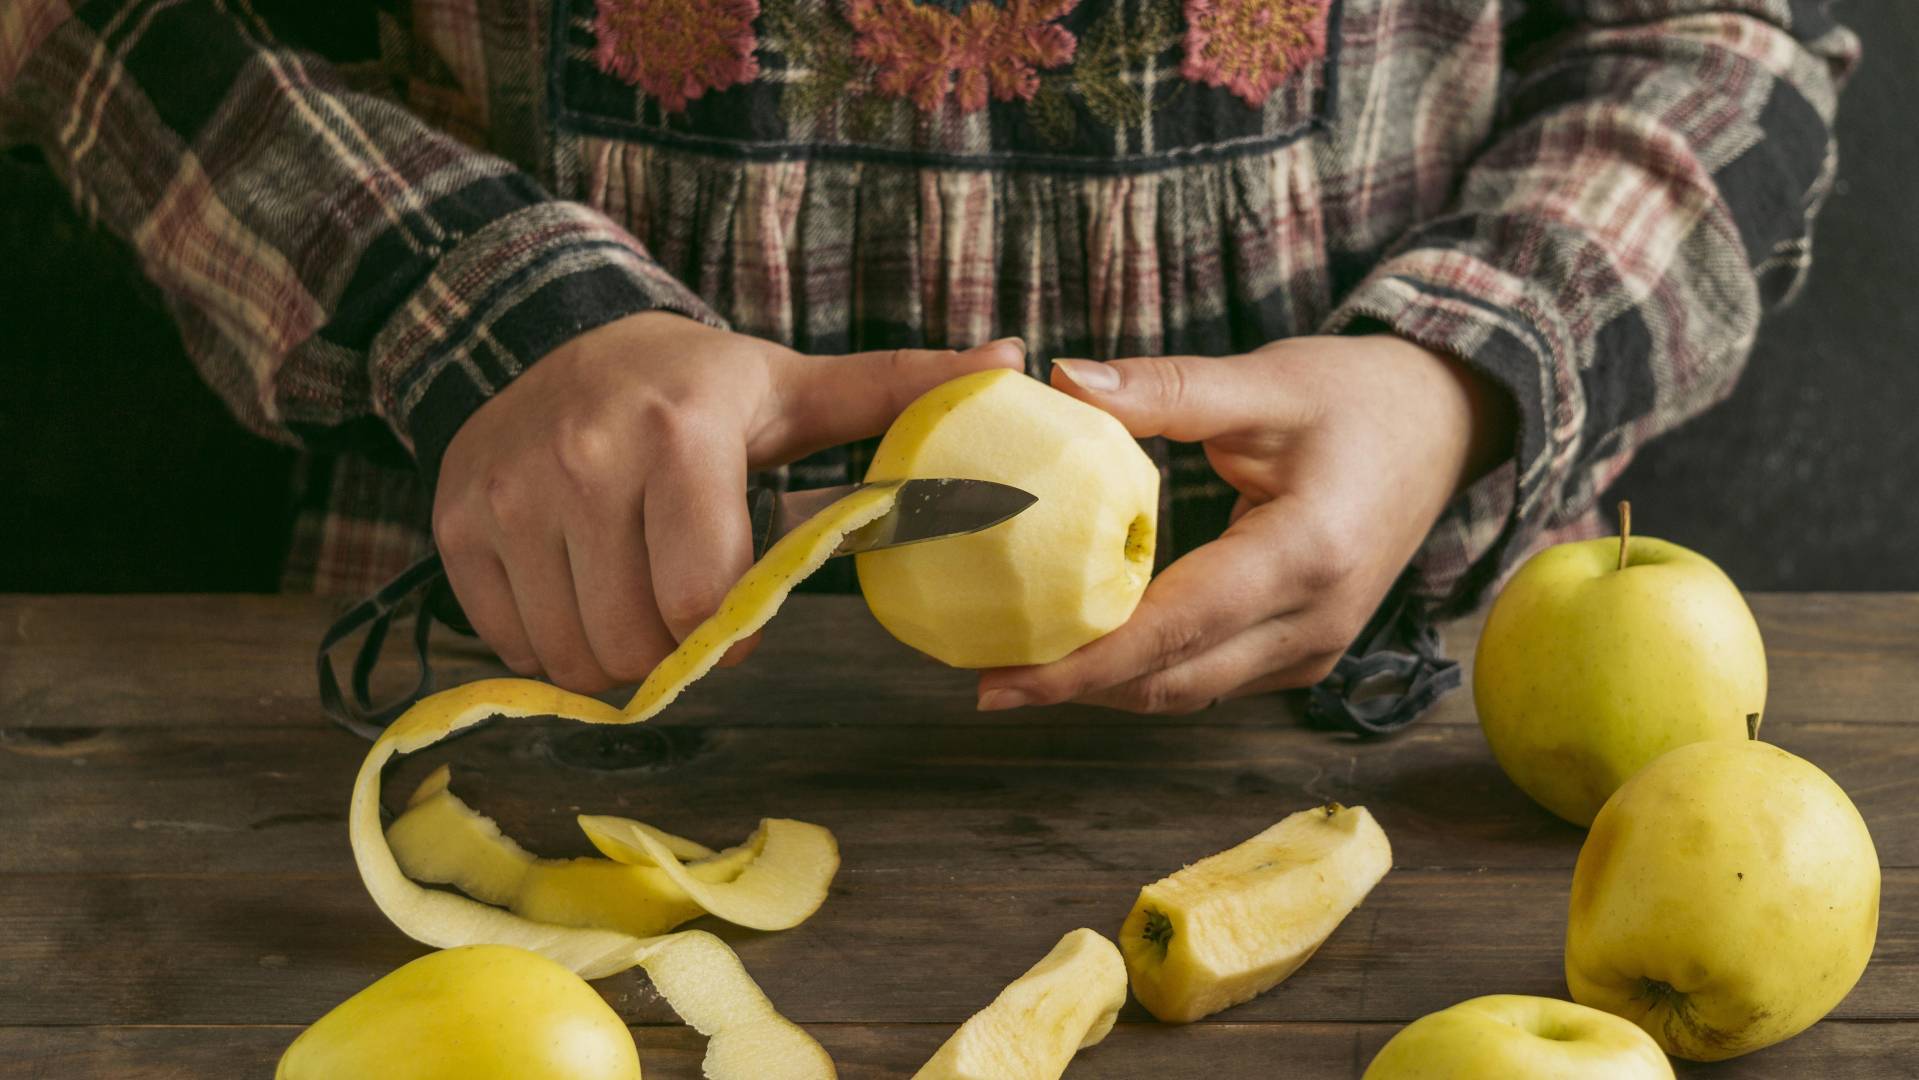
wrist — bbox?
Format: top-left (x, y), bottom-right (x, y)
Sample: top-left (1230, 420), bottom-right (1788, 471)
top-left (1370, 333), bottom-right (1515, 497)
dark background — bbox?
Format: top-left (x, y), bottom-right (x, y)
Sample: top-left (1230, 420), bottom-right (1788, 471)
top-left (1, 2), bottom-right (1913, 594)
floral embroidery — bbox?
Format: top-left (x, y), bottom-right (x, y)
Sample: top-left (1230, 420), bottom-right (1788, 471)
top-left (1181, 0), bottom-right (1330, 107)
top-left (592, 0), bottom-right (762, 113)
top-left (847, 0), bottom-right (1080, 114)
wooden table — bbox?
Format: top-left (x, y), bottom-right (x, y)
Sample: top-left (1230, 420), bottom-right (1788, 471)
top-left (1, 593), bottom-right (1913, 1078)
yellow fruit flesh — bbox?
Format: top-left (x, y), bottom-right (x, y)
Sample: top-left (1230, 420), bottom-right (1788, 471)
top-left (276, 945), bottom-right (642, 1080)
top-left (1121, 804), bottom-right (1393, 1023)
top-left (857, 368), bottom-right (1159, 668)
top-left (912, 928), bottom-right (1127, 1080)
top-left (335, 485), bottom-right (897, 1078)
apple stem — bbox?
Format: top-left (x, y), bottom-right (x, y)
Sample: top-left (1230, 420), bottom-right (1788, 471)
top-left (1616, 500), bottom-right (1632, 572)
top-left (1747, 712), bottom-right (1763, 741)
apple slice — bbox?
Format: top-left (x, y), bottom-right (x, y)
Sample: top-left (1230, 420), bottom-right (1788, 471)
top-left (912, 928), bottom-right (1126, 1080)
top-left (1121, 803), bottom-right (1392, 1023)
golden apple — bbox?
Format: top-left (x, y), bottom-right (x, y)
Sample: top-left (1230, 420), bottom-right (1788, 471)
top-left (1473, 513), bottom-right (1766, 825)
top-left (913, 927), bottom-right (1126, 1079)
top-left (1362, 995), bottom-right (1673, 1079)
top-left (277, 945), bottom-right (640, 1080)
top-left (857, 368), bottom-right (1159, 667)
top-left (1120, 803), bottom-right (1392, 1023)
top-left (1566, 736), bottom-right (1880, 1060)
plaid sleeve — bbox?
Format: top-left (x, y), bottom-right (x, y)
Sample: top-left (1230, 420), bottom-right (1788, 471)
top-left (1324, 0), bottom-right (1859, 617)
top-left (1, 0), bottom-right (723, 480)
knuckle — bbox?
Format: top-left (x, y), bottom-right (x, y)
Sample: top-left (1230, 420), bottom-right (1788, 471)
top-left (1111, 670), bottom-right (1195, 716)
top-left (1293, 516), bottom-right (1362, 592)
top-left (552, 415), bottom-right (621, 490)
top-left (483, 469), bottom-right (534, 525)
top-left (656, 586), bottom-right (721, 637)
top-left (1151, 615), bottom-right (1208, 666)
top-left (1142, 357), bottom-right (1190, 410)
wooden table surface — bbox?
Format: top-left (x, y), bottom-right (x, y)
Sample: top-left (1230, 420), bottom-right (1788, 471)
top-left (1, 593), bottom-right (1914, 1078)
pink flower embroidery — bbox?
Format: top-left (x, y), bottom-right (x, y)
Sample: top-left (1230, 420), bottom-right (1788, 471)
top-left (593, 0), bottom-right (762, 113)
top-left (1182, 0), bottom-right (1330, 107)
top-left (848, 0), bottom-right (1079, 114)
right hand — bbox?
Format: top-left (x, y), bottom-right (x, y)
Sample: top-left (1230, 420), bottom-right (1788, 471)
top-left (433, 311), bottom-right (1025, 693)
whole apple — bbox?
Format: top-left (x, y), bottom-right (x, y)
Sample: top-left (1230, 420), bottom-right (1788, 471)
top-left (1362, 994), bottom-right (1673, 1079)
top-left (1566, 736), bottom-right (1880, 1061)
top-left (1473, 513), bottom-right (1766, 825)
top-left (278, 945), bottom-right (641, 1080)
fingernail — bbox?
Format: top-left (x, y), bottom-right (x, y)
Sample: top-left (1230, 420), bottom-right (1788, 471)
top-left (1053, 358), bottom-right (1119, 391)
top-left (985, 336), bottom-right (1027, 360)
top-left (977, 688), bottom-right (1034, 712)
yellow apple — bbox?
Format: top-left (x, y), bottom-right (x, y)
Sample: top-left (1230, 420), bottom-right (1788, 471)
top-left (857, 368), bottom-right (1159, 667)
top-left (1362, 995), bottom-right (1674, 1079)
top-left (1473, 517), bottom-right (1766, 825)
top-left (912, 927), bottom-right (1126, 1079)
top-left (1120, 803), bottom-right (1392, 1023)
top-left (1566, 736), bottom-right (1880, 1061)
top-left (277, 945), bottom-right (640, 1080)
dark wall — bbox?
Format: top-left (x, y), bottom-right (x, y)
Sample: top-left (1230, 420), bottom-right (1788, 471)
top-left (1611, 2), bottom-right (1919, 589)
top-left (0, 1), bottom-right (1912, 593)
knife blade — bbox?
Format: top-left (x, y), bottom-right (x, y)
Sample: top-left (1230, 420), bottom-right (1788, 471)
top-left (750, 478), bottom-right (1037, 559)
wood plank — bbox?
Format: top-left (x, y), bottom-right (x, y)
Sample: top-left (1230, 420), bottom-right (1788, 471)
top-left (2, 593), bottom-right (1914, 731)
top-left (3, 1018), bottom-right (1914, 1080)
top-left (2, 868), bottom-right (1911, 1028)
top-left (6, 716), bottom-right (1915, 876)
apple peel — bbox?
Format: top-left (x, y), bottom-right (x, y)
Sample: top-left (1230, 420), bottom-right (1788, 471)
top-left (344, 485), bottom-right (896, 1078)
top-left (386, 772), bottom-right (830, 934)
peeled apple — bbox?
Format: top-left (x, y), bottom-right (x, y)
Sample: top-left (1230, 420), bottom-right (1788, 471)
top-left (324, 484), bottom-right (901, 1078)
top-left (1121, 804), bottom-right (1392, 1023)
top-left (912, 928), bottom-right (1127, 1080)
top-left (276, 945), bottom-right (640, 1080)
top-left (857, 368), bottom-right (1159, 668)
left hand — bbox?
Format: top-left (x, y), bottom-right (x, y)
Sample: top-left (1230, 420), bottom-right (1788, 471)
top-left (975, 335), bottom-right (1513, 715)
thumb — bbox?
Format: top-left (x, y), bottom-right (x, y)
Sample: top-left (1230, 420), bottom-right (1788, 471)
top-left (756, 337), bottom-right (1026, 463)
top-left (1050, 355), bottom-right (1300, 442)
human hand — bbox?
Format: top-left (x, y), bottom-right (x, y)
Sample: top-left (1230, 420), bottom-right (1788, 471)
top-left (976, 334), bottom-right (1512, 714)
top-left (434, 310), bottom-right (1025, 693)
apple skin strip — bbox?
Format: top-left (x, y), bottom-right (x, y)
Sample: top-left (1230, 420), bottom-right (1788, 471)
top-left (343, 486), bottom-right (896, 1079)
top-left (620, 482), bottom-right (898, 721)
top-left (580, 815), bottom-right (837, 932)
top-left (386, 776), bottom-right (801, 937)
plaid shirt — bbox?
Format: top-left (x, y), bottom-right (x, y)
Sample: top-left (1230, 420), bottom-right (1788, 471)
top-left (2, 0), bottom-right (1856, 717)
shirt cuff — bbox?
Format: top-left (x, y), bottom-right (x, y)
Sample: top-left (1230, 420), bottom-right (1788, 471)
top-left (370, 200), bottom-right (724, 481)
top-left (1322, 248), bottom-right (1565, 618)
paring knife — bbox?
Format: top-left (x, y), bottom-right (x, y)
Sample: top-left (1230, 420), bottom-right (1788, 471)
top-left (318, 477), bottom-right (1034, 738)
top-left (749, 478), bottom-right (1037, 559)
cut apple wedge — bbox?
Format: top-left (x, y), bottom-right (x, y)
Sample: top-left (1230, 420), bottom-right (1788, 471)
top-left (1121, 804), bottom-right (1392, 1023)
top-left (913, 928), bottom-right (1126, 1080)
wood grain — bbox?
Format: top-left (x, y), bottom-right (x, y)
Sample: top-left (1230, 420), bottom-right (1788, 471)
top-left (0, 593), bottom-right (1913, 1077)
top-left (4, 718), bottom-right (1915, 876)
top-left (5, 1020), bottom-right (1916, 1080)
top-left (1, 866), bottom-right (1911, 1027)
top-left (2, 593), bottom-right (1915, 730)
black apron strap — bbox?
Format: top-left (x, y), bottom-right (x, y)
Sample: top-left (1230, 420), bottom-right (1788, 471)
top-left (316, 551), bottom-right (461, 740)
top-left (1305, 585), bottom-right (1461, 737)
